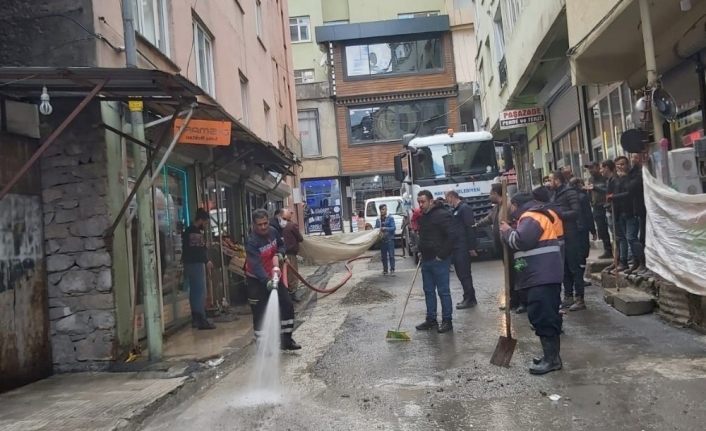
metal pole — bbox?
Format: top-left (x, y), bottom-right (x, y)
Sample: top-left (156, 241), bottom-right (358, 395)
top-left (122, 0), bottom-right (162, 361)
top-left (213, 166), bottom-right (230, 307)
top-left (638, 0), bottom-right (668, 183)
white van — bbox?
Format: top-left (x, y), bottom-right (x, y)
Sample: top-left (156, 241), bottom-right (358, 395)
top-left (363, 197), bottom-right (405, 238)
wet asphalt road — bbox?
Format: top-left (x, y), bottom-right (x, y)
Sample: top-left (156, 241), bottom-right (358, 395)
top-left (141, 255), bottom-right (706, 431)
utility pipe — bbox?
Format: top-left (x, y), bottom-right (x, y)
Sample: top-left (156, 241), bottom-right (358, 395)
top-left (638, 0), bottom-right (669, 183)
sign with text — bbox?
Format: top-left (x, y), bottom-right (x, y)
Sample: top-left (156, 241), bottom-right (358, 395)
top-left (499, 107), bottom-right (545, 130)
top-left (175, 119), bottom-right (231, 146)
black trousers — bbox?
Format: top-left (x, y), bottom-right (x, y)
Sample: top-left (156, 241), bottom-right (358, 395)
top-left (578, 229), bottom-right (591, 267)
top-left (246, 277), bottom-right (295, 338)
top-left (452, 248), bottom-right (476, 302)
top-left (638, 214), bottom-right (646, 246)
top-left (593, 206), bottom-right (612, 253)
top-left (563, 230), bottom-right (584, 298)
top-left (526, 284), bottom-right (562, 337)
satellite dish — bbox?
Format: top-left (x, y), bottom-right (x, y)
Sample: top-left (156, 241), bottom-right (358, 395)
top-left (620, 129), bottom-right (650, 153)
top-left (652, 87), bottom-right (678, 122)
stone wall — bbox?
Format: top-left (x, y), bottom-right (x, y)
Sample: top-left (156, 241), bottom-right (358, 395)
top-left (40, 102), bottom-right (116, 372)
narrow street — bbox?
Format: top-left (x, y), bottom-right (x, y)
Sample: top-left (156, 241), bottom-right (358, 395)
top-left (141, 255), bottom-right (706, 431)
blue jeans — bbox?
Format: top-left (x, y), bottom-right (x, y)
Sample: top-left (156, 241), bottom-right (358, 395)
top-left (615, 215), bottom-right (643, 265)
top-left (421, 257), bottom-right (453, 321)
top-left (380, 240), bottom-right (395, 272)
top-left (184, 262), bottom-right (207, 316)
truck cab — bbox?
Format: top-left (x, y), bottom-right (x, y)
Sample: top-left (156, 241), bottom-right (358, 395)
top-left (394, 130), bottom-right (513, 257)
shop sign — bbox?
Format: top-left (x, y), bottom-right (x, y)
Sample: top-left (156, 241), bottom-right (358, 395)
top-left (175, 119), bottom-right (231, 146)
top-left (499, 107), bottom-right (545, 130)
top-left (305, 205), bottom-right (342, 234)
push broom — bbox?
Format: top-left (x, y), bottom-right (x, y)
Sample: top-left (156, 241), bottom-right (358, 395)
top-left (386, 258), bottom-right (422, 341)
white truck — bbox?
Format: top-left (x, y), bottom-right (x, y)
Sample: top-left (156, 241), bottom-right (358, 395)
top-left (393, 130), bottom-right (514, 257)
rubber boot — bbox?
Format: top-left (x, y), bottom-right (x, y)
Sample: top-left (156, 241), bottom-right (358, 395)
top-left (529, 336), bottom-right (562, 375)
top-left (281, 333), bottom-right (301, 350)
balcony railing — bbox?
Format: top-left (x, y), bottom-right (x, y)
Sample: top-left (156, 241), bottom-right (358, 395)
top-left (498, 56), bottom-right (508, 88)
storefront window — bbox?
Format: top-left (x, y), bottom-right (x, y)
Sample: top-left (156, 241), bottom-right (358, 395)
top-left (599, 98), bottom-right (613, 158)
top-left (155, 166), bottom-right (189, 295)
top-left (302, 179), bottom-right (342, 234)
top-left (351, 174), bottom-right (398, 214)
top-left (610, 89), bottom-right (623, 152)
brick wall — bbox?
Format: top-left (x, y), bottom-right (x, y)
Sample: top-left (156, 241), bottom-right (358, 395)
top-left (40, 101), bottom-right (116, 372)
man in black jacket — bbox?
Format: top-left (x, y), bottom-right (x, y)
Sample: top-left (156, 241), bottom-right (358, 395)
top-left (445, 190), bottom-right (478, 309)
top-left (609, 156), bottom-right (645, 274)
top-left (415, 190), bottom-right (454, 333)
top-left (549, 170), bottom-right (585, 311)
top-left (570, 177), bottom-right (597, 285)
top-left (585, 162), bottom-right (612, 259)
top-left (182, 208), bottom-right (216, 330)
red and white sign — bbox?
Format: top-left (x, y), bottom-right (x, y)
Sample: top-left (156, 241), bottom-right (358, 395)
top-left (499, 107), bottom-right (545, 130)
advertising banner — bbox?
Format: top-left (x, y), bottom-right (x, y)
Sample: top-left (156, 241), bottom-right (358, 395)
top-left (499, 107), bottom-right (545, 130)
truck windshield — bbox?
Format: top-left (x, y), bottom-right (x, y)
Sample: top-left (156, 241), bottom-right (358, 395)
top-left (412, 140), bottom-right (497, 180)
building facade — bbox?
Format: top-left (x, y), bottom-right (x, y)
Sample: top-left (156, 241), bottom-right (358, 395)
top-left (290, 0), bottom-right (477, 232)
top-left (0, 0), bottom-right (300, 389)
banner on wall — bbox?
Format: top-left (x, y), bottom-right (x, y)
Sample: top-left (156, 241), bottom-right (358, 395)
top-left (499, 107), bottom-right (545, 130)
top-left (643, 167), bottom-right (706, 295)
top-left (305, 205), bottom-right (342, 234)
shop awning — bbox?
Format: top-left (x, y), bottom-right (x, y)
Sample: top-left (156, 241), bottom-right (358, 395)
top-left (0, 67), bottom-right (297, 187)
top-left (568, 0), bottom-right (706, 87)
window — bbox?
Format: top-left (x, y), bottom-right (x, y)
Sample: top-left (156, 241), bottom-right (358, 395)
top-left (132, 0), bottom-right (170, 54)
top-left (193, 21), bottom-right (215, 95)
top-left (294, 69), bottom-right (315, 84)
top-left (298, 110), bottom-right (320, 157)
top-left (323, 20), bottom-right (349, 25)
top-left (493, 8), bottom-right (506, 82)
top-left (398, 11), bottom-right (440, 19)
top-left (345, 37), bottom-right (442, 78)
top-left (289, 16), bottom-right (310, 42)
top-left (239, 72), bottom-right (250, 125)
top-left (412, 139), bottom-right (497, 180)
top-left (264, 101), bottom-right (272, 142)
top-left (348, 99), bottom-right (447, 144)
top-left (256, 0), bottom-right (263, 39)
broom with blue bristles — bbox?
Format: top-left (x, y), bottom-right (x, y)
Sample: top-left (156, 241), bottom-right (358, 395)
top-left (386, 258), bottom-right (422, 341)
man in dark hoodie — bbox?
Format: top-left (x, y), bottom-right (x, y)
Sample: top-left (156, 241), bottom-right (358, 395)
top-left (445, 190), bottom-right (478, 309)
top-left (500, 193), bottom-right (564, 375)
top-left (245, 209), bottom-right (301, 350)
top-left (549, 170), bottom-right (585, 311)
top-left (182, 208), bottom-right (216, 330)
top-left (415, 190), bottom-right (455, 333)
top-left (570, 177), bottom-right (597, 287)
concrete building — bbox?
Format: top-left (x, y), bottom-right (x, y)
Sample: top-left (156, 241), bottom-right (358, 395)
top-left (473, 0), bottom-right (583, 189)
top-left (289, 0), bottom-right (477, 232)
top-left (0, 0), bottom-right (300, 389)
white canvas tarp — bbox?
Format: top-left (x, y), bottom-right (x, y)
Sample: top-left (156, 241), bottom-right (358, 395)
top-left (298, 229), bottom-right (381, 265)
top-left (643, 167), bottom-right (706, 295)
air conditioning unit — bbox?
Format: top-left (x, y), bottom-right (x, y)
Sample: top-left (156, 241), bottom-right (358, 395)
top-left (668, 147), bottom-right (703, 194)
top-left (471, 81), bottom-right (481, 96)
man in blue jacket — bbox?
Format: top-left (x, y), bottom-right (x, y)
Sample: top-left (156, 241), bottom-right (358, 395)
top-left (500, 193), bottom-right (564, 375)
top-left (375, 204), bottom-right (396, 275)
top-left (445, 190), bottom-right (478, 309)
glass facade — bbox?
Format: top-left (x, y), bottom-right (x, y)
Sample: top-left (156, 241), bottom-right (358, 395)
top-left (349, 99), bottom-right (447, 144)
top-left (588, 82), bottom-right (634, 161)
top-left (302, 179), bottom-right (342, 234)
top-left (344, 37), bottom-right (443, 78)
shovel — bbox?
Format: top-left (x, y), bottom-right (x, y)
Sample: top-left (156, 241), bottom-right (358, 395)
top-left (386, 258), bottom-right (422, 341)
top-left (490, 179), bottom-right (517, 367)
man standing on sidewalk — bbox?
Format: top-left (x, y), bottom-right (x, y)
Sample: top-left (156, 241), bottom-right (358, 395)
top-left (445, 190), bottom-right (478, 309)
top-left (609, 156), bottom-right (645, 275)
top-left (282, 208), bottom-right (303, 298)
top-left (182, 208), bottom-right (216, 330)
top-left (415, 190), bottom-right (454, 333)
top-left (375, 204), bottom-right (396, 275)
top-left (245, 209), bottom-right (301, 350)
top-left (549, 171), bottom-right (585, 311)
top-left (585, 162), bottom-right (612, 259)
